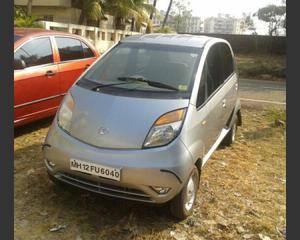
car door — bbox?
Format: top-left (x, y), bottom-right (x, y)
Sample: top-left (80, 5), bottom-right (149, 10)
top-left (14, 37), bottom-right (60, 125)
top-left (217, 42), bottom-right (238, 127)
top-left (54, 36), bottom-right (97, 95)
top-left (186, 44), bottom-right (227, 160)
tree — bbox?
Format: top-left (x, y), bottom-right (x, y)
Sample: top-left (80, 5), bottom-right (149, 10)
top-left (256, 4), bottom-right (286, 36)
top-left (162, 0), bottom-right (173, 28)
top-left (170, 0), bottom-right (192, 32)
top-left (240, 12), bottom-right (254, 33)
top-left (149, 0), bottom-right (157, 20)
top-left (72, 0), bottom-right (104, 25)
top-left (104, 0), bottom-right (155, 31)
top-left (146, 0), bottom-right (158, 33)
top-left (14, 4), bottom-right (42, 28)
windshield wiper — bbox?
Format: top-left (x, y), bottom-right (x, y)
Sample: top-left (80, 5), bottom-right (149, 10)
top-left (90, 82), bottom-right (135, 91)
top-left (117, 76), bottom-right (178, 91)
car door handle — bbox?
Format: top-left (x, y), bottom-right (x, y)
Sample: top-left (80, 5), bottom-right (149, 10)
top-left (45, 70), bottom-right (55, 77)
top-left (85, 64), bottom-right (91, 69)
top-left (222, 99), bottom-right (227, 108)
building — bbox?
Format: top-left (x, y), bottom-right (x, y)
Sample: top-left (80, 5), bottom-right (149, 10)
top-left (14, 0), bottom-right (82, 24)
top-left (204, 14), bottom-right (241, 34)
top-left (14, 0), bottom-right (130, 31)
top-left (181, 17), bottom-right (203, 33)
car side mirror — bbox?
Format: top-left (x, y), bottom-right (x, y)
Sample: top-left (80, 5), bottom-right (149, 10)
top-left (14, 58), bottom-right (26, 70)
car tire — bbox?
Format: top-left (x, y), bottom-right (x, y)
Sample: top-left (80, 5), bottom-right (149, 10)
top-left (222, 118), bottom-right (237, 147)
top-left (170, 166), bottom-right (200, 220)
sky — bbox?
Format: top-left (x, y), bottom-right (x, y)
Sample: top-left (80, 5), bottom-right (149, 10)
top-left (156, 0), bottom-right (284, 18)
top-left (155, 0), bottom-right (285, 34)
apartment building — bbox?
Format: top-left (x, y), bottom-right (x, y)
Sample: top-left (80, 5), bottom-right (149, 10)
top-left (182, 17), bottom-right (203, 33)
top-left (204, 14), bottom-right (241, 34)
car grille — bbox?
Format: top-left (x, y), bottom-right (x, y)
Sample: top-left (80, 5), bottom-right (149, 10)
top-left (55, 172), bottom-right (154, 203)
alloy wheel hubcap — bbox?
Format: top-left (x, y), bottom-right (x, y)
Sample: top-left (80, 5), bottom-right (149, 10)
top-left (184, 174), bottom-right (196, 211)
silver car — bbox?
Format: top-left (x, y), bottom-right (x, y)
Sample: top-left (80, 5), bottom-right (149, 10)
top-left (43, 34), bottom-right (242, 219)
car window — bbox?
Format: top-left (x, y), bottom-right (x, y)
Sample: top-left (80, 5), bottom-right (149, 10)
top-left (206, 44), bottom-right (223, 96)
top-left (83, 43), bottom-right (202, 93)
top-left (81, 41), bottom-right (95, 58)
top-left (55, 37), bottom-right (84, 61)
top-left (219, 43), bottom-right (234, 80)
top-left (14, 37), bottom-right (53, 70)
top-left (196, 62), bottom-right (209, 108)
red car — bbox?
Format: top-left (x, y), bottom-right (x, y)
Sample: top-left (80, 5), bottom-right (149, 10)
top-left (14, 28), bottom-right (100, 127)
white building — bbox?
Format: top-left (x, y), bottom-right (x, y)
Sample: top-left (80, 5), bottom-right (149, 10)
top-left (182, 17), bottom-right (203, 33)
top-left (204, 14), bottom-right (241, 34)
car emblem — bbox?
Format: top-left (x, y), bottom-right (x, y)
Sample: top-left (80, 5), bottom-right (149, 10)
top-left (98, 127), bottom-right (109, 135)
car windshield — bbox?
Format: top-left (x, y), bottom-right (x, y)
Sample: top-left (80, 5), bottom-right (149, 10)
top-left (79, 42), bottom-right (202, 97)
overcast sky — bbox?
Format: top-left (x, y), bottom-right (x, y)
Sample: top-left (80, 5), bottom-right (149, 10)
top-left (156, 0), bottom-right (284, 18)
top-left (155, 0), bottom-right (285, 35)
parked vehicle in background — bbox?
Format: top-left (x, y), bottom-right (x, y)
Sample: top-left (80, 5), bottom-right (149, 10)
top-left (14, 28), bottom-right (100, 127)
top-left (43, 34), bottom-right (242, 219)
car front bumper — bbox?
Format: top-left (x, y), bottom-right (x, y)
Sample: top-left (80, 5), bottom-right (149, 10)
top-left (43, 119), bottom-right (194, 204)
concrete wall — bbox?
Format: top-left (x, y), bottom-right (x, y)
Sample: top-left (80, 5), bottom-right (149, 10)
top-left (39, 21), bottom-right (140, 53)
top-left (179, 32), bottom-right (286, 55)
top-left (14, 0), bottom-right (71, 7)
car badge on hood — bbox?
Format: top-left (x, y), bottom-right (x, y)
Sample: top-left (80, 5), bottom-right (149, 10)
top-left (98, 127), bottom-right (109, 135)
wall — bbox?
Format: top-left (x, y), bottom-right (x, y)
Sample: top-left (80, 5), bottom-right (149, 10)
top-left (28, 6), bottom-right (81, 24)
top-left (39, 21), bottom-right (140, 53)
top-left (14, 0), bottom-right (71, 7)
top-left (179, 33), bottom-right (286, 55)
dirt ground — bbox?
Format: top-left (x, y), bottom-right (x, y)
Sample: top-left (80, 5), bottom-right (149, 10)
top-left (14, 105), bottom-right (286, 240)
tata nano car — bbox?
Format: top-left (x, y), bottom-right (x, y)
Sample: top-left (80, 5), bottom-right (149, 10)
top-left (43, 34), bottom-right (242, 219)
top-left (14, 28), bottom-right (100, 127)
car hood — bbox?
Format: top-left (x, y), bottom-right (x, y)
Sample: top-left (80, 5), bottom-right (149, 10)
top-left (68, 86), bottom-right (189, 149)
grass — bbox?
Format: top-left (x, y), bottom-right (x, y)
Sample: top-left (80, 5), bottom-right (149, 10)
top-left (14, 107), bottom-right (286, 240)
top-left (235, 54), bottom-right (286, 81)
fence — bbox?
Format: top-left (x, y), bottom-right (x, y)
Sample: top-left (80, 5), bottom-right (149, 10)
top-left (179, 32), bottom-right (286, 55)
top-left (39, 21), bottom-right (140, 53)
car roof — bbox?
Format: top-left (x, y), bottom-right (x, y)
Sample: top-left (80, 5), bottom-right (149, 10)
top-left (14, 27), bottom-right (80, 38)
top-left (121, 34), bottom-right (214, 48)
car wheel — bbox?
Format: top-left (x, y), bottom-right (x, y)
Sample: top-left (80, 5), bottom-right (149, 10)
top-left (170, 166), bottom-right (200, 220)
top-left (222, 119), bottom-right (237, 146)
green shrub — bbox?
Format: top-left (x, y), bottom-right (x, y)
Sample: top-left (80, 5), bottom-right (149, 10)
top-left (14, 15), bottom-right (43, 28)
top-left (154, 26), bottom-right (174, 33)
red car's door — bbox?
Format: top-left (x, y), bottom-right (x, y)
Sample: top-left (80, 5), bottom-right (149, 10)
top-left (14, 37), bottom-right (61, 126)
top-left (54, 36), bottom-right (98, 94)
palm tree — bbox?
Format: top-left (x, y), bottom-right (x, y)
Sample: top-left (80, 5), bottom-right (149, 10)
top-left (72, 0), bottom-right (104, 25)
top-left (162, 0), bottom-right (173, 28)
top-left (104, 0), bottom-right (155, 31)
top-left (150, 0), bottom-right (157, 20)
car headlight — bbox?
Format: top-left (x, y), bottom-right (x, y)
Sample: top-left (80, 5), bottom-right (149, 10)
top-left (143, 108), bottom-right (187, 148)
top-left (57, 93), bottom-right (74, 132)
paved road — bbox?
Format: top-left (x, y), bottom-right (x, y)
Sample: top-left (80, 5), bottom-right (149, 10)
top-left (239, 79), bottom-right (286, 106)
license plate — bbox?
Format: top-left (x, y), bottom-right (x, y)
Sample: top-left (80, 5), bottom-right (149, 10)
top-left (70, 159), bottom-right (121, 181)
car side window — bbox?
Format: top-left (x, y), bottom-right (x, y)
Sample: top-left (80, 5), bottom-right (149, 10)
top-left (14, 37), bottom-right (53, 70)
top-left (196, 62), bottom-right (208, 108)
top-left (206, 44), bottom-right (223, 95)
top-left (197, 44), bottom-right (229, 107)
top-left (219, 43), bottom-right (234, 80)
top-left (55, 37), bottom-right (84, 61)
top-left (81, 41), bottom-right (95, 58)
